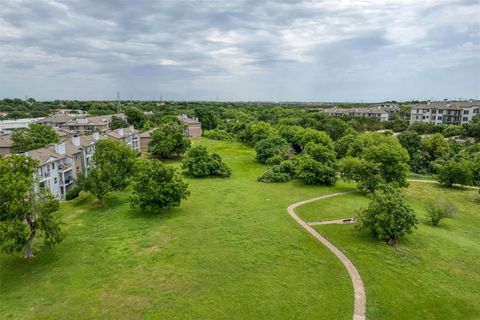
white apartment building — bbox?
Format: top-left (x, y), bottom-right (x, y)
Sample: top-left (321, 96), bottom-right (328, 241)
top-left (323, 107), bottom-right (391, 121)
top-left (410, 101), bottom-right (480, 125)
top-left (26, 143), bottom-right (76, 200)
top-left (104, 126), bottom-right (140, 153)
top-left (0, 117), bottom-right (45, 131)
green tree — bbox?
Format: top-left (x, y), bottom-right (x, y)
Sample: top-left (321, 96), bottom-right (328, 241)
top-left (398, 130), bottom-right (421, 158)
top-left (297, 156), bottom-right (337, 186)
top-left (255, 136), bottom-right (291, 164)
top-left (304, 142), bottom-right (337, 167)
top-left (335, 134), bottom-right (362, 158)
top-left (437, 160), bottom-right (473, 187)
top-left (125, 107), bottom-right (146, 129)
top-left (240, 121), bottom-right (277, 146)
top-left (12, 123), bottom-right (59, 153)
top-left (130, 160), bottom-right (190, 210)
top-left (297, 128), bottom-right (333, 150)
top-left (111, 115), bottom-right (128, 130)
top-left (0, 155), bottom-right (63, 258)
top-left (338, 156), bottom-right (383, 192)
top-left (421, 133), bottom-right (450, 161)
top-left (323, 117), bottom-right (351, 141)
top-left (194, 107), bottom-right (217, 130)
top-left (149, 122), bottom-right (191, 159)
top-left (79, 139), bottom-right (136, 201)
top-left (358, 185), bottom-right (417, 245)
top-left (182, 145), bottom-right (231, 177)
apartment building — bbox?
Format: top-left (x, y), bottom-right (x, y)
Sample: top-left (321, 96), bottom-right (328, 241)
top-left (26, 143), bottom-right (76, 200)
top-left (104, 126), bottom-right (140, 153)
top-left (410, 101), bottom-right (480, 125)
top-left (323, 107), bottom-right (391, 121)
top-left (177, 114), bottom-right (202, 137)
top-left (61, 114), bottom-right (127, 133)
top-left (38, 114), bottom-right (72, 128)
top-left (0, 117), bottom-right (45, 131)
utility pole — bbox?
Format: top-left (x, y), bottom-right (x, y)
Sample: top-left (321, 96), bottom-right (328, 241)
top-left (117, 91), bottom-right (121, 113)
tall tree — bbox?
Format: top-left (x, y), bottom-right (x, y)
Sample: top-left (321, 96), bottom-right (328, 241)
top-left (130, 160), bottom-right (190, 210)
top-left (125, 107), bottom-right (146, 129)
top-left (12, 124), bottom-right (59, 153)
top-left (148, 123), bottom-right (191, 159)
top-left (358, 185), bottom-right (417, 245)
top-left (79, 139), bottom-right (136, 201)
top-left (0, 155), bottom-right (63, 258)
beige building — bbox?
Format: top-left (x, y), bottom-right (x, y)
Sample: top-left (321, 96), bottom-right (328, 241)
top-left (38, 114), bottom-right (72, 128)
top-left (323, 107), bottom-right (391, 121)
top-left (0, 134), bottom-right (14, 156)
top-left (61, 114), bottom-right (127, 133)
top-left (178, 114), bottom-right (202, 137)
top-left (139, 130), bottom-right (154, 152)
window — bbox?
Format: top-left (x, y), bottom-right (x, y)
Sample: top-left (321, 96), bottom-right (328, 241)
top-left (54, 177), bottom-right (57, 184)
top-left (432, 116), bottom-right (436, 120)
top-left (52, 163), bottom-right (55, 169)
top-left (432, 109), bottom-right (436, 113)
top-left (463, 117), bottom-right (468, 121)
top-left (464, 110), bottom-right (469, 114)
top-left (437, 116), bottom-right (442, 121)
top-left (438, 110), bottom-right (443, 114)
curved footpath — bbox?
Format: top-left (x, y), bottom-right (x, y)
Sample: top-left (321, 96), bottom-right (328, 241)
top-left (286, 179), bottom-right (478, 320)
top-left (287, 191), bottom-right (366, 320)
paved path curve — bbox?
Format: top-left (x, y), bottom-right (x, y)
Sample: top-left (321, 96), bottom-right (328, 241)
top-left (286, 180), bottom-right (477, 320)
top-left (287, 191), bottom-right (366, 320)
top-left (407, 179), bottom-right (479, 190)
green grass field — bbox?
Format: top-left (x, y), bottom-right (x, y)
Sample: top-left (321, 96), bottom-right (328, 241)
top-left (1, 139), bottom-right (479, 319)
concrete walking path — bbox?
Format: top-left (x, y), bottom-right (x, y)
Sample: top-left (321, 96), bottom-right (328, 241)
top-left (287, 191), bottom-right (366, 320)
top-left (407, 179), bottom-right (479, 190)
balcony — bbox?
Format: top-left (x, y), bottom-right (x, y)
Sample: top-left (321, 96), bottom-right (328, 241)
top-left (58, 164), bottom-right (73, 172)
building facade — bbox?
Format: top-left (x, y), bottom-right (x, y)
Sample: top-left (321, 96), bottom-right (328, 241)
top-left (177, 114), bottom-right (202, 137)
top-left (410, 101), bottom-right (480, 125)
top-left (323, 107), bottom-right (391, 121)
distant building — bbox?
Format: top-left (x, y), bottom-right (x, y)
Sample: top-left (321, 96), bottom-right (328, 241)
top-left (38, 114), bottom-right (73, 128)
top-left (410, 100), bottom-right (480, 125)
top-left (0, 118), bottom-right (45, 131)
top-left (61, 114), bottom-right (127, 133)
top-left (0, 134), bottom-right (14, 156)
top-left (323, 107), bottom-right (391, 121)
top-left (177, 114), bottom-right (202, 137)
top-left (139, 130), bottom-right (154, 153)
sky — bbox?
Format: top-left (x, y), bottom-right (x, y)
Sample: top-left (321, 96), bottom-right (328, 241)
top-left (0, 0), bottom-right (479, 102)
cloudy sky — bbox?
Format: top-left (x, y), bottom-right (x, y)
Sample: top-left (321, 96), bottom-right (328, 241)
top-left (1, 0), bottom-right (479, 102)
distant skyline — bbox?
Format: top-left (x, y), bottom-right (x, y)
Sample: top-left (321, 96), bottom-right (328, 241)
top-left (1, 0), bottom-right (479, 102)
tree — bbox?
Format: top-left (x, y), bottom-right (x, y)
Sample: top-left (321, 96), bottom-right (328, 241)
top-left (130, 160), bottom-right (190, 210)
top-left (240, 121), bottom-right (277, 146)
top-left (421, 133), bottom-right (450, 161)
top-left (0, 155), bottom-right (63, 258)
top-left (335, 134), bottom-right (362, 158)
top-left (12, 123), bottom-right (59, 153)
top-left (111, 115), bottom-right (128, 129)
top-left (194, 107), bottom-right (217, 130)
top-left (278, 125), bottom-right (304, 152)
top-left (257, 160), bottom-right (297, 183)
top-left (149, 122), bottom-right (191, 159)
top-left (79, 139), bottom-right (136, 201)
top-left (304, 142), bottom-right (337, 167)
top-left (125, 107), bottom-right (146, 129)
top-left (254, 136), bottom-right (291, 164)
top-left (323, 117), bottom-right (351, 141)
top-left (358, 185), bottom-right (417, 245)
top-left (437, 160), bottom-right (473, 187)
top-left (296, 128), bottom-right (333, 150)
top-left (426, 201), bottom-right (456, 226)
top-left (182, 145), bottom-right (231, 177)
top-left (297, 156), bottom-right (337, 185)
top-left (398, 130), bottom-right (421, 158)
top-left (338, 156), bottom-right (383, 192)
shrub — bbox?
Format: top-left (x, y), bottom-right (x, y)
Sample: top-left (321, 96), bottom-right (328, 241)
top-left (426, 201), bottom-right (456, 226)
top-left (203, 129), bottom-right (233, 141)
top-left (257, 170), bottom-right (291, 183)
top-left (297, 156), bottom-right (337, 185)
top-left (182, 145), bottom-right (232, 177)
top-left (65, 185), bottom-right (82, 200)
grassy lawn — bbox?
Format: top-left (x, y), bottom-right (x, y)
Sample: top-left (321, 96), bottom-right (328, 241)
top-left (0, 139), bottom-right (356, 320)
top-left (311, 182), bottom-right (480, 320)
top-left (1, 139), bottom-right (478, 319)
